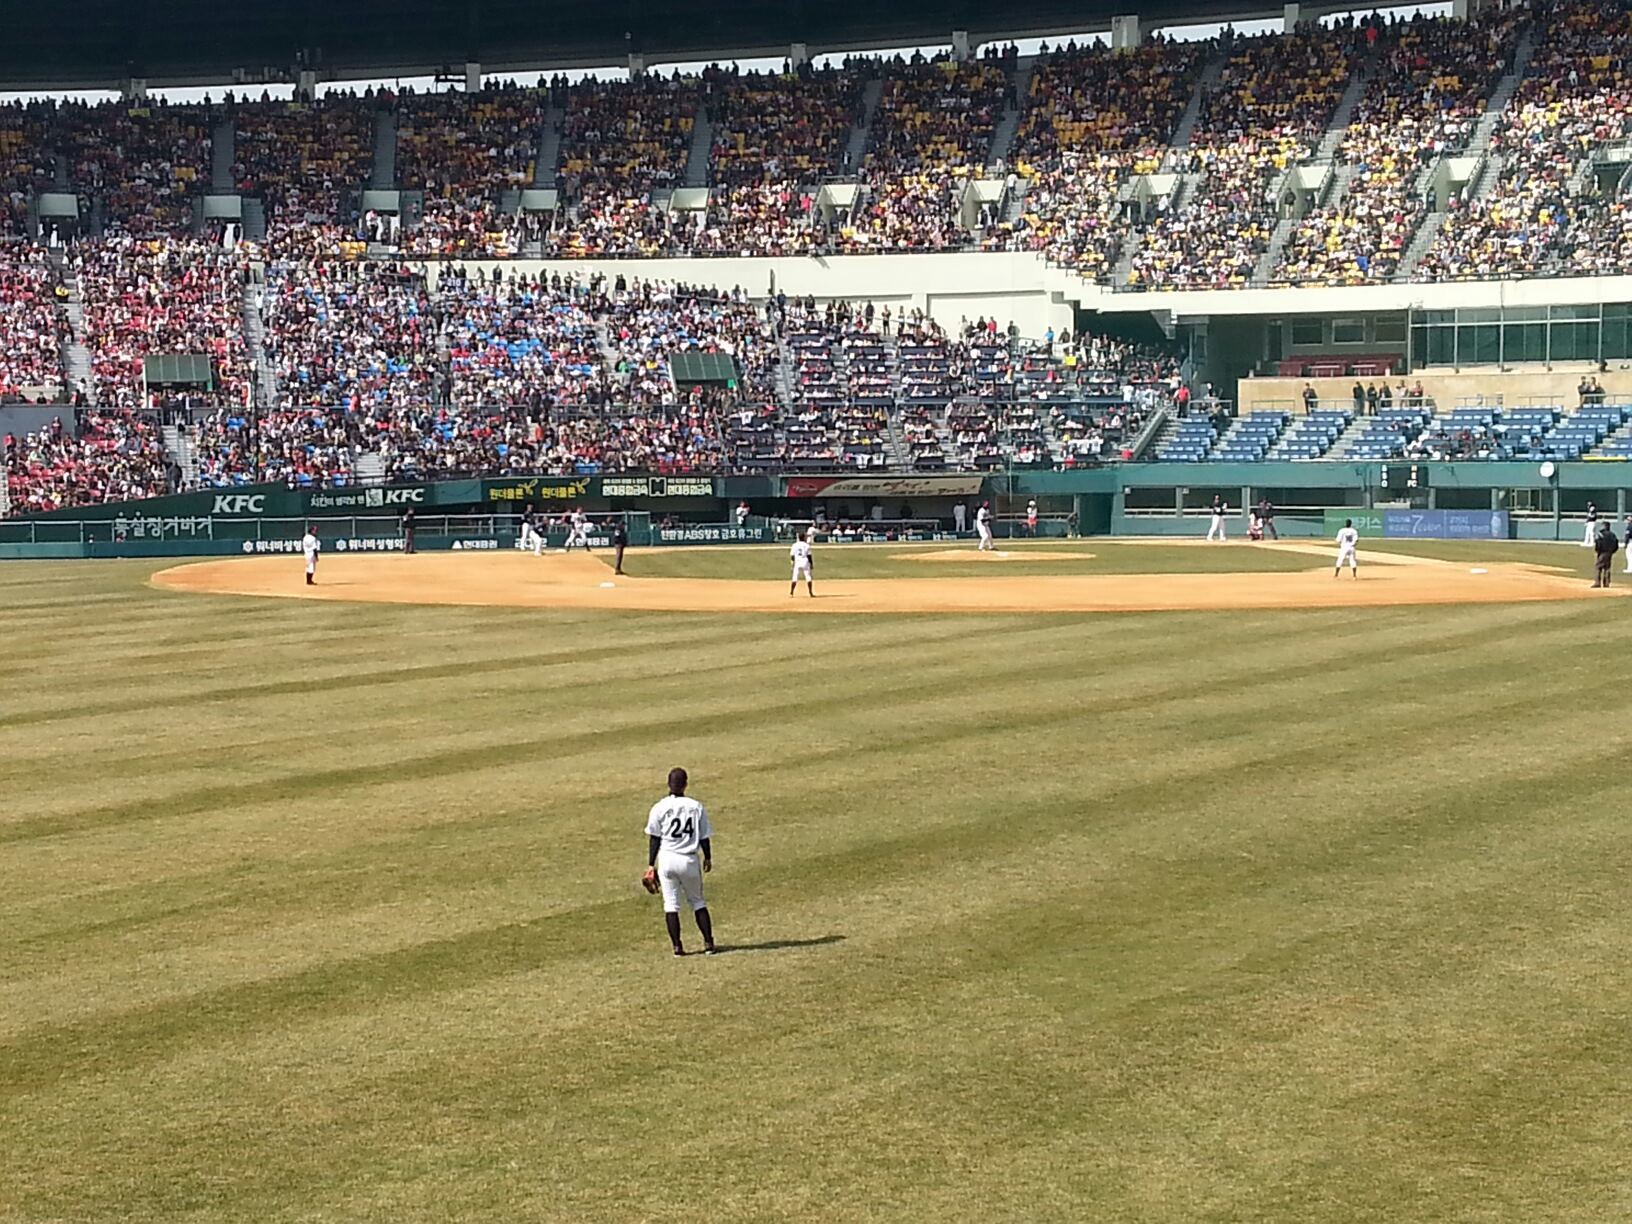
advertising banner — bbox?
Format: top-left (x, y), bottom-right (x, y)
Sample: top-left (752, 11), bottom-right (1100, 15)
top-left (1322, 509), bottom-right (1386, 537)
top-left (784, 474), bottom-right (985, 499)
top-left (1322, 509), bottom-right (1508, 539)
top-left (304, 485), bottom-right (431, 513)
top-left (482, 476), bottom-right (596, 504)
top-left (1382, 510), bottom-right (1509, 539)
top-left (652, 524), bottom-right (773, 545)
top-left (598, 476), bottom-right (715, 498)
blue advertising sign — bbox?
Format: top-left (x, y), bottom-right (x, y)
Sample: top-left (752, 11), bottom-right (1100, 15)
top-left (1381, 510), bottom-right (1508, 539)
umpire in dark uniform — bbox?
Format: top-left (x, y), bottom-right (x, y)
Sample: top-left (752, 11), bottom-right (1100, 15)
top-left (1592, 522), bottom-right (1618, 587)
top-left (401, 506), bottom-right (416, 554)
top-left (612, 516), bottom-right (629, 575)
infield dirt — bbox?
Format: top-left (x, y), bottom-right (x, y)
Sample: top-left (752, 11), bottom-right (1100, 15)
top-left (151, 546), bottom-right (1617, 614)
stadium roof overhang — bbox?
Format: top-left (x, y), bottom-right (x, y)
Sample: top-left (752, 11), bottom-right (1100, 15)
top-left (0, 0), bottom-right (1334, 91)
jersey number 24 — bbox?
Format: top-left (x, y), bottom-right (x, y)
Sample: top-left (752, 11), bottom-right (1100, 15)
top-left (665, 816), bottom-right (695, 840)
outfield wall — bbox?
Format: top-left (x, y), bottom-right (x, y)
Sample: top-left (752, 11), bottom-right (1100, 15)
top-left (6, 462), bottom-right (1632, 557)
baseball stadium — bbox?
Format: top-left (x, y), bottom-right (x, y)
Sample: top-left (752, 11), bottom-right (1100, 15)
top-left (5, 0), bottom-right (1632, 1217)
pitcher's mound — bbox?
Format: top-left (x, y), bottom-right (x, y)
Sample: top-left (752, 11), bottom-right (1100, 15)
top-left (892, 549), bottom-right (1092, 563)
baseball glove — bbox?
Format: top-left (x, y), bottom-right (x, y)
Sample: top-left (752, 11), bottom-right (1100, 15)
top-left (641, 867), bottom-right (659, 895)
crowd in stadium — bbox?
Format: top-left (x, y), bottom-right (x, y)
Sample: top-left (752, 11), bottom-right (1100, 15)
top-left (73, 236), bottom-right (252, 408)
top-left (6, 1), bottom-right (1632, 511)
top-left (2, 410), bottom-right (173, 513)
top-left (0, 243), bottom-right (63, 400)
top-left (2, 3), bottom-right (1627, 281)
top-left (1415, 0), bottom-right (1632, 282)
top-left (1274, 9), bottom-right (1523, 285)
top-left (132, 274), bottom-right (1178, 489)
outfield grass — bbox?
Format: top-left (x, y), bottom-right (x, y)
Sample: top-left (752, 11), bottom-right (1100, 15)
top-left (4, 551), bottom-right (1631, 1221)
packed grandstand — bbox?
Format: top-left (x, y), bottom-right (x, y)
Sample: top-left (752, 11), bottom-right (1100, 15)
top-left (4, 0), bottom-right (1632, 513)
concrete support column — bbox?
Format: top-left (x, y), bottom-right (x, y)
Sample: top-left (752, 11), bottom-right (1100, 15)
top-left (1111, 16), bottom-right (1142, 49)
top-left (789, 42), bottom-right (809, 69)
top-left (628, 53), bottom-right (646, 76)
top-left (465, 61), bottom-right (481, 92)
top-left (123, 78), bottom-right (149, 102)
top-left (1451, 0), bottom-right (1485, 19)
top-left (951, 30), bottom-right (971, 61)
top-left (296, 69), bottom-right (317, 102)
top-left (1283, 3), bottom-right (1301, 31)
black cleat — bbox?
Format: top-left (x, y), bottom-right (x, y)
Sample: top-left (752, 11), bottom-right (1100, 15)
top-left (672, 946), bottom-right (687, 957)
top-left (703, 944), bottom-right (719, 956)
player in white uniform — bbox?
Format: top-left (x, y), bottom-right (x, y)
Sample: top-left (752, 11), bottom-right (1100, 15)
top-left (1334, 518), bottom-right (1360, 578)
top-left (1206, 497), bottom-right (1228, 542)
top-left (789, 535), bottom-right (815, 597)
top-left (975, 502), bottom-right (994, 551)
top-left (301, 525), bottom-right (320, 585)
top-left (566, 508), bottom-right (591, 551)
top-left (1025, 499), bottom-right (1038, 536)
top-left (644, 767), bottom-right (716, 956)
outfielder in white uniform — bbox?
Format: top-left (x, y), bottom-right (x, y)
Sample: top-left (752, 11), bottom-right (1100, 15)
top-left (645, 767), bottom-right (716, 956)
top-left (975, 502), bottom-right (994, 551)
top-left (1582, 502), bottom-right (1599, 548)
top-left (301, 526), bottom-right (319, 585)
top-left (1206, 498), bottom-right (1228, 542)
top-left (1334, 520), bottom-right (1360, 578)
top-left (790, 536), bottom-right (815, 597)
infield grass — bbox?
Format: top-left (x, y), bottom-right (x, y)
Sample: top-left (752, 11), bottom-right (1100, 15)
top-left (617, 537), bottom-right (1318, 580)
top-left (2, 546), bottom-right (1629, 1222)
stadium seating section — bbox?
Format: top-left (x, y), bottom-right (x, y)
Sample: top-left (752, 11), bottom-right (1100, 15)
top-left (6, 2), bottom-right (1632, 509)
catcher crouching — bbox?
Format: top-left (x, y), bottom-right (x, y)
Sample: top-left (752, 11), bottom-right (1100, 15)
top-left (643, 767), bottom-right (717, 956)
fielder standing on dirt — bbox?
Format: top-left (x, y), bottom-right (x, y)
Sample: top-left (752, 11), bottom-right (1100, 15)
top-left (301, 524), bottom-right (319, 585)
top-left (790, 533), bottom-right (815, 597)
top-left (642, 767), bottom-right (717, 957)
top-left (1334, 518), bottom-right (1359, 578)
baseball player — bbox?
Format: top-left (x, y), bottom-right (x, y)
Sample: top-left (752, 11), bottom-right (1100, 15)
top-left (1206, 496), bottom-right (1228, 543)
top-left (790, 533), bottom-right (815, 597)
top-left (975, 501), bottom-right (994, 551)
top-left (519, 503), bottom-right (543, 555)
top-left (1025, 498), bottom-right (1038, 537)
top-left (1334, 518), bottom-right (1360, 578)
top-left (566, 507), bottom-right (592, 551)
top-left (642, 767), bottom-right (716, 957)
top-left (1583, 501), bottom-right (1599, 548)
top-left (1623, 514), bottom-right (1632, 574)
top-left (301, 524), bottom-right (319, 585)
